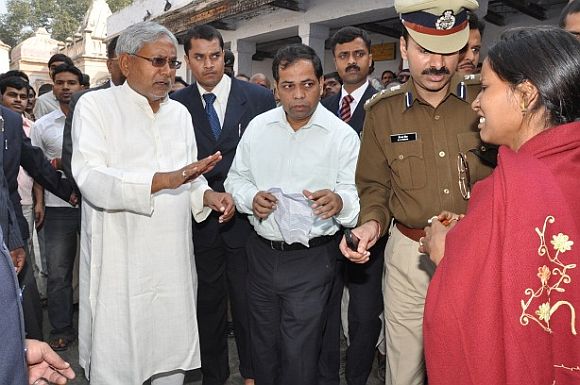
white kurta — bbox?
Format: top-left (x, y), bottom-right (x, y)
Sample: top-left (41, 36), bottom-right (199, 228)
top-left (71, 83), bottom-right (211, 384)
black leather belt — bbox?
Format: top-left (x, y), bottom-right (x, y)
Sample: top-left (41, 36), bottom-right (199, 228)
top-left (258, 234), bottom-right (336, 251)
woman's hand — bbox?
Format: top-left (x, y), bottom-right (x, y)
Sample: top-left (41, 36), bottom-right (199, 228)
top-left (419, 211), bottom-right (463, 265)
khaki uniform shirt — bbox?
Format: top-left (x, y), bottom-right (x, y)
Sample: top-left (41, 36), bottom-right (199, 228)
top-left (357, 74), bottom-right (493, 236)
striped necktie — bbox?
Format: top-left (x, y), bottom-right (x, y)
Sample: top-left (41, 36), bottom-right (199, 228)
top-left (340, 94), bottom-right (354, 123)
top-left (203, 93), bottom-right (221, 139)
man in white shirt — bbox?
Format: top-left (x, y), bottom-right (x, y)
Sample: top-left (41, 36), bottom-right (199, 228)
top-left (31, 63), bottom-right (83, 351)
top-left (71, 21), bottom-right (235, 385)
top-left (33, 54), bottom-right (75, 119)
top-left (225, 44), bottom-right (360, 385)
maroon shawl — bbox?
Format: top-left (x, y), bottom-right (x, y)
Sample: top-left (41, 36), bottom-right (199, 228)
top-left (424, 122), bottom-right (580, 385)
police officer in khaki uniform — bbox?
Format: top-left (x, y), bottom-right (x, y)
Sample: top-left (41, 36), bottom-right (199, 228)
top-left (340, 1), bottom-right (494, 384)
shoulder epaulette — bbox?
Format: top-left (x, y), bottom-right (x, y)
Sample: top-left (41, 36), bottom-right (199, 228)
top-left (462, 73), bottom-right (481, 85)
top-left (455, 73), bottom-right (481, 101)
top-left (364, 84), bottom-right (407, 111)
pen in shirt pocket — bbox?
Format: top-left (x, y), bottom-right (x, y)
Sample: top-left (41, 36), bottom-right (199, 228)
top-left (238, 124), bottom-right (241, 138)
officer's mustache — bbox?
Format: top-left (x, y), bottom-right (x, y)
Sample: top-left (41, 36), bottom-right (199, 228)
top-left (345, 64), bottom-right (360, 72)
top-left (421, 67), bottom-right (450, 76)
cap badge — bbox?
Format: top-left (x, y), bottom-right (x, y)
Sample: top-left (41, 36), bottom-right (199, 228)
top-left (435, 10), bottom-right (456, 30)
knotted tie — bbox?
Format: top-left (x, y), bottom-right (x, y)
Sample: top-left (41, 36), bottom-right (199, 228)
top-left (203, 93), bottom-right (221, 139)
top-left (340, 94), bottom-right (354, 123)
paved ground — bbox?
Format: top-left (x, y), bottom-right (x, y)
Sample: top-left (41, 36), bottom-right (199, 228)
top-left (45, 309), bottom-right (384, 384)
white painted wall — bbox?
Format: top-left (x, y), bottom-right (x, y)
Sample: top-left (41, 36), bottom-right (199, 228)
top-left (0, 41), bottom-right (10, 73)
top-left (108, 0), bottom-right (566, 86)
top-left (108, 0), bottom-right (207, 35)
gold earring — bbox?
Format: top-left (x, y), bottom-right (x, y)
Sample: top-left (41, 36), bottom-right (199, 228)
top-left (520, 101), bottom-right (528, 114)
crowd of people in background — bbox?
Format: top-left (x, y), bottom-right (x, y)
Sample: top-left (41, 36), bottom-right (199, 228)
top-left (1, 0), bottom-right (580, 385)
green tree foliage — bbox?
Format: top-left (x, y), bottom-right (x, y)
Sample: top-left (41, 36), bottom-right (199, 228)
top-left (0, 0), bottom-right (133, 48)
top-left (108, 0), bottom-right (132, 13)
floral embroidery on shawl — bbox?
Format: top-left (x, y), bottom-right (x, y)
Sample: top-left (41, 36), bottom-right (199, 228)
top-left (520, 216), bottom-right (577, 335)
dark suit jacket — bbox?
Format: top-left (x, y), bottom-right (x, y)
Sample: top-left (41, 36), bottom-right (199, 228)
top-left (61, 80), bottom-right (111, 190)
top-left (1, 105), bottom-right (73, 240)
top-left (171, 78), bottom-right (276, 249)
top-left (0, 111), bottom-right (24, 251)
top-left (321, 82), bottom-right (378, 134)
top-left (0, 228), bottom-right (28, 385)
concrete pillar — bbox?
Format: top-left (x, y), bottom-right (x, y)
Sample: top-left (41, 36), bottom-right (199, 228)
top-left (231, 39), bottom-right (256, 77)
top-left (0, 40), bottom-right (10, 73)
top-left (298, 23), bottom-right (329, 69)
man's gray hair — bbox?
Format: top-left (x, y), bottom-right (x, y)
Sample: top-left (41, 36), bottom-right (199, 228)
top-left (116, 21), bottom-right (178, 56)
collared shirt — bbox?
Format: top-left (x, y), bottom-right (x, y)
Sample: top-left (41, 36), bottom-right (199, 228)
top-left (17, 117), bottom-right (34, 205)
top-left (33, 90), bottom-right (60, 119)
top-left (357, 75), bottom-right (493, 235)
top-left (339, 82), bottom-right (370, 116)
top-left (197, 74), bottom-right (231, 128)
top-left (30, 109), bottom-right (73, 208)
top-left (225, 104), bottom-right (360, 241)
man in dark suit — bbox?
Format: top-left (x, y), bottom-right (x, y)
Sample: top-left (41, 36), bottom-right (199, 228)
top-left (171, 25), bottom-right (276, 385)
top-left (1, 104), bottom-right (76, 340)
top-left (322, 27), bottom-right (377, 136)
top-left (320, 26), bottom-right (386, 385)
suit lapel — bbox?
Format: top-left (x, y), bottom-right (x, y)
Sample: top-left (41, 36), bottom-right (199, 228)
top-left (186, 84), bottom-right (216, 143)
top-left (219, 79), bottom-right (246, 144)
top-left (329, 94), bottom-right (341, 116)
top-left (350, 84), bottom-right (377, 131)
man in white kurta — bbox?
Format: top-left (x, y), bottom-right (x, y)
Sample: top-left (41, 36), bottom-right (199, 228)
top-left (71, 22), bottom-right (233, 385)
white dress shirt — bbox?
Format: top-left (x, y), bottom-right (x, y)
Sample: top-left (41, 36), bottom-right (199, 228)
top-left (339, 82), bottom-right (371, 116)
top-left (197, 74), bottom-right (231, 128)
top-left (17, 117), bottom-right (34, 206)
top-left (225, 103), bottom-right (360, 241)
top-left (30, 109), bottom-right (73, 208)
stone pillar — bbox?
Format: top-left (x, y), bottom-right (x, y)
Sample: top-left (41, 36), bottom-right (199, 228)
top-left (231, 39), bottom-right (256, 77)
top-left (298, 23), bottom-right (329, 69)
top-left (0, 40), bottom-right (10, 73)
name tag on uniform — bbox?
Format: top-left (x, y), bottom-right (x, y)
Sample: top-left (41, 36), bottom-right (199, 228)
top-left (390, 132), bottom-right (417, 143)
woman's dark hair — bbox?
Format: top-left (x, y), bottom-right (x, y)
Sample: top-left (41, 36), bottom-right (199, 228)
top-left (272, 44), bottom-right (322, 82)
top-left (487, 26), bottom-right (580, 126)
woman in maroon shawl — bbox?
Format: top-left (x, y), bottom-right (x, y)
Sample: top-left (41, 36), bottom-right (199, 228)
top-left (421, 27), bottom-right (580, 385)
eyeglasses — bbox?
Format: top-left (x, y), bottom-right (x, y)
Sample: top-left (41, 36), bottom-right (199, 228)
top-left (457, 152), bottom-right (471, 200)
top-left (130, 54), bottom-right (182, 69)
